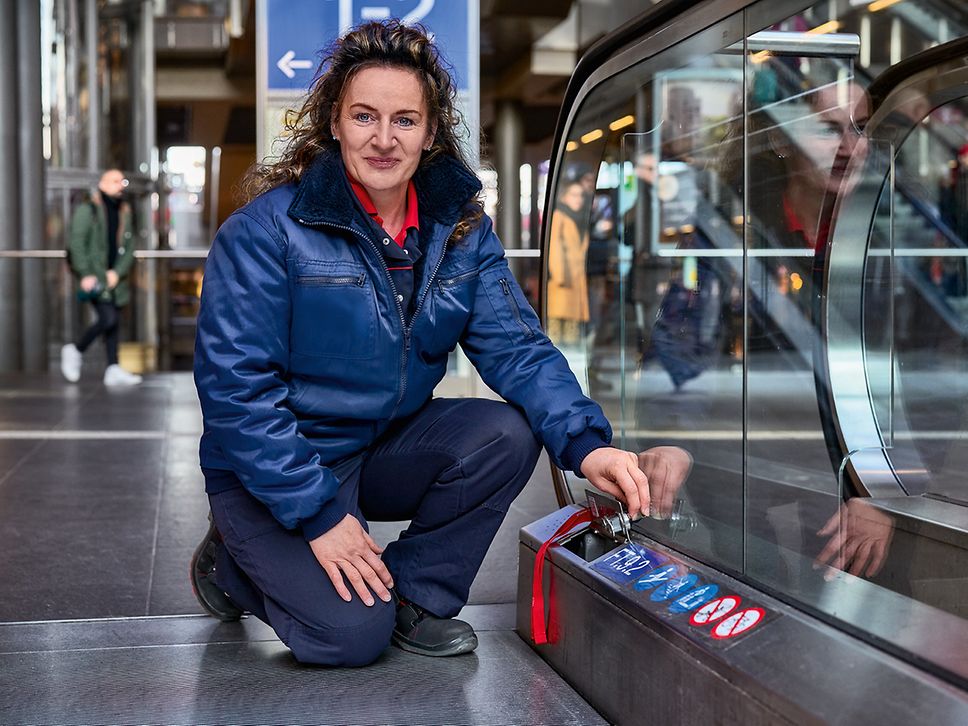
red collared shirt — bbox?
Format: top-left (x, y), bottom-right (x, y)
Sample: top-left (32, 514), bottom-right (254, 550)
top-left (349, 178), bottom-right (420, 247)
top-left (782, 194), bottom-right (829, 251)
top-left (347, 175), bottom-right (423, 318)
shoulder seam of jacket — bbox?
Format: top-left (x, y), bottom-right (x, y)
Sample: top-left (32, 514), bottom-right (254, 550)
top-left (237, 208), bottom-right (288, 254)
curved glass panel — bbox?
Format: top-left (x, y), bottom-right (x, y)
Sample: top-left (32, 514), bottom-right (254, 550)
top-left (546, 13), bottom-right (747, 571)
top-left (545, 0), bottom-right (968, 682)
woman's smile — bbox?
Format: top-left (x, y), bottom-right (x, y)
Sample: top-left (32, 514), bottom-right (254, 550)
top-left (332, 66), bottom-right (435, 210)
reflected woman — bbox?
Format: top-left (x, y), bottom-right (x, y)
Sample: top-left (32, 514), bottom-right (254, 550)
top-left (716, 72), bottom-right (893, 585)
top-left (720, 77), bottom-right (870, 344)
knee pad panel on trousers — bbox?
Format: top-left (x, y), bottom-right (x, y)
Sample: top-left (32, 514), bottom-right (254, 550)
top-left (456, 401), bottom-right (542, 514)
top-left (271, 596), bottom-right (396, 667)
top-left (461, 399), bottom-right (542, 465)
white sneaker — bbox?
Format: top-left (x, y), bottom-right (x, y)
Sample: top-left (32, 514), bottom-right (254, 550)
top-left (103, 364), bottom-right (143, 387)
top-left (60, 344), bottom-right (82, 382)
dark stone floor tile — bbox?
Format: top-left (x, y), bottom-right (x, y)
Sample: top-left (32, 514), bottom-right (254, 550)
top-left (0, 626), bottom-right (604, 725)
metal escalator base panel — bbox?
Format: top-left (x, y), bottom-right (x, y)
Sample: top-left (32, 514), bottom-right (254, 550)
top-left (518, 507), bottom-right (968, 726)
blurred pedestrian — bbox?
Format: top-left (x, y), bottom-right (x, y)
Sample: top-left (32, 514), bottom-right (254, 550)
top-left (60, 168), bottom-right (143, 386)
top-left (547, 178), bottom-right (590, 345)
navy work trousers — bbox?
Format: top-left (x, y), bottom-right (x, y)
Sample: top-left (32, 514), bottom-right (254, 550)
top-left (206, 397), bottom-right (542, 666)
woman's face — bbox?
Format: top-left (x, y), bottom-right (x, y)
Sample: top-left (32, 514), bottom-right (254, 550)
top-left (332, 65), bottom-right (435, 200)
top-left (791, 83), bottom-right (870, 197)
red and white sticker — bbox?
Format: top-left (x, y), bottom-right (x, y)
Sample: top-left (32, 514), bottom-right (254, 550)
top-left (711, 607), bottom-right (765, 640)
top-left (689, 595), bottom-right (741, 627)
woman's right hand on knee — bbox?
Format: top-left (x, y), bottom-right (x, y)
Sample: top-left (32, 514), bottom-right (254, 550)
top-left (308, 515), bottom-right (394, 606)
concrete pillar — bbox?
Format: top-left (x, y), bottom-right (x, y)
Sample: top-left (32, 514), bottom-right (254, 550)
top-left (19, 0), bottom-right (47, 371)
top-left (85, 0), bottom-right (99, 171)
top-left (135, 1), bottom-right (158, 355)
top-left (495, 100), bottom-right (524, 250)
top-left (64, 0), bottom-right (81, 168)
top-left (0, 0), bottom-right (23, 370)
top-left (529, 158), bottom-right (541, 249)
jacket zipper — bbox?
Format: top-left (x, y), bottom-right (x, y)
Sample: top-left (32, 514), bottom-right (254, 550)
top-left (437, 268), bottom-right (478, 292)
top-left (298, 218), bottom-right (456, 419)
top-left (392, 221), bottom-right (457, 417)
top-left (408, 222), bottom-right (457, 330)
top-left (296, 273), bottom-right (366, 286)
top-left (499, 278), bottom-right (535, 339)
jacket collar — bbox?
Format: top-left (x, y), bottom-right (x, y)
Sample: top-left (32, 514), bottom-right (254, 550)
top-left (89, 190), bottom-right (129, 214)
top-left (287, 148), bottom-right (482, 229)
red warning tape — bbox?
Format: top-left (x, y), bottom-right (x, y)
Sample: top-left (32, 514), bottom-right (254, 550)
top-left (531, 508), bottom-right (594, 645)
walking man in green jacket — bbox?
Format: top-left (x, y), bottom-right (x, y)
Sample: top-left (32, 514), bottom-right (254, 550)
top-left (60, 169), bottom-right (143, 386)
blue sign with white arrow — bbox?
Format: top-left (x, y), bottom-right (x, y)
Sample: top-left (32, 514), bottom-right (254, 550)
top-left (266, 0), bottom-right (471, 93)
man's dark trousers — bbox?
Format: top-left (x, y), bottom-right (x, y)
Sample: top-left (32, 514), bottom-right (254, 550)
top-left (205, 397), bottom-right (542, 666)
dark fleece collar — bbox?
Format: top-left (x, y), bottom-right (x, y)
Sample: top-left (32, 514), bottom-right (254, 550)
top-left (288, 148), bottom-right (482, 229)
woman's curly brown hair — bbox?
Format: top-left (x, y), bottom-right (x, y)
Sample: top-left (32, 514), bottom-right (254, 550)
top-left (239, 20), bottom-right (483, 242)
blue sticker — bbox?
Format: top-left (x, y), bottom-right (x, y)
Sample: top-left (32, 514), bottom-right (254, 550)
top-left (633, 564), bottom-right (680, 590)
top-left (651, 573), bottom-right (699, 601)
top-left (591, 544), bottom-right (668, 585)
top-left (669, 583), bottom-right (720, 613)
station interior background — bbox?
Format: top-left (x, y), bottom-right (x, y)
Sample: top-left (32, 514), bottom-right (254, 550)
top-left (5, 0), bottom-right (968, 723)
top-left (10, 0), bottom-right (657, 376)
top-left (0, 2), bottom-right (662, 723)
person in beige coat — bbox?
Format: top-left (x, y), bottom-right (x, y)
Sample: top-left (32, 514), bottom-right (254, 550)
top-left (547, 178), bottom-right (590, 345)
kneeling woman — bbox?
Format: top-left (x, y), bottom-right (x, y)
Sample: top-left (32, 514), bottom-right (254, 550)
top-left (191, 20), bottom-right (649, 666)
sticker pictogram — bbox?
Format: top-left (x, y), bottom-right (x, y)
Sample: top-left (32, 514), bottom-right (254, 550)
top-left (591, 544), bottom-right (667, 586)
top-left (650, 573), bottom-right (699, 602)
top-left (689, 595), bottom-right (741, 626)
top-left (711, 607), bottom-right (765, 640)
top-left (633, 564), bottom-right (679, 591)
top-left (669, 583), bottom-right (719, 614)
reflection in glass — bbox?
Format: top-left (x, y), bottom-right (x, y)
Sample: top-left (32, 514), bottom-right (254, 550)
top-left (547, 175), bottom-right (591, 347)
top-left (546, 0), bottom-right (968, 684)
top-left (547, 15), bottom-right (747, 572)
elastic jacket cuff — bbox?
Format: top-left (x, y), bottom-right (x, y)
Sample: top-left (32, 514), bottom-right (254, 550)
top-left (561, 429), bottom-right (611, 478)
top-left (302, 499), bottom-right (347, 541)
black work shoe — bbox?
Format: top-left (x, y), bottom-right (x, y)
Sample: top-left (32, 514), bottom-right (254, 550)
top-left (392, 599), bottom-right (478, 656)
top-left (190, 518), bottom-right (244, 622)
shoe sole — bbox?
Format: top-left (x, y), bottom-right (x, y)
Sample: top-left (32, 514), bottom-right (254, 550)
top-left (391, 631), bottom-right (479, 657)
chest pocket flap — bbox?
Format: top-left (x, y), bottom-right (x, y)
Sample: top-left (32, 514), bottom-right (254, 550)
top-left (290, 260), bottom-right (376, 359)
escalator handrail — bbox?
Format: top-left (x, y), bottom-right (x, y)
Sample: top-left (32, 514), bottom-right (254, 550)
top-left (542, 0), bottom-right (699, 266)
top-left (551, 0), bottom-right (698, 147)
top-left (866, 34), bottom-right (968, 112)
top-left (894, 174), bottom-right (967, 253)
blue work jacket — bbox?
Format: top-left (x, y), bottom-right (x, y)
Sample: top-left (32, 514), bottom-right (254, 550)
top-left (194, 150), bottom-right (611, 538)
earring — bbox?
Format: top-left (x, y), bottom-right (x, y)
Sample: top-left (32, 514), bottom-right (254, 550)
top-left (767, 132), bottom-right (787, 160)
top-left (332, 135), bottom-right (338, 142)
